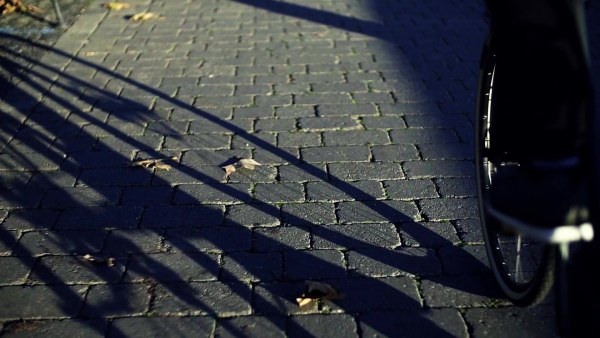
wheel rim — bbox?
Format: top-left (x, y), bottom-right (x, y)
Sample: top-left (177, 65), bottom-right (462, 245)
top-left (476, 58), bottom-right (553, 304)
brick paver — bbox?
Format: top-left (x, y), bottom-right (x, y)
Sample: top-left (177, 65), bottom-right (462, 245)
top-left (1, 0), bottom-right (599, 337)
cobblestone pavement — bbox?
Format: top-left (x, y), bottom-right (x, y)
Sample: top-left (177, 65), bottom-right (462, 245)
top-left (0, 0), bottom-right (599, 337)
top-left (0, 0), bottom-right (91, 94)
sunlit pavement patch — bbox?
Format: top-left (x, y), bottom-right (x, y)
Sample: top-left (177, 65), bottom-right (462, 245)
top-left (0, 0), bottom-right (91, 95)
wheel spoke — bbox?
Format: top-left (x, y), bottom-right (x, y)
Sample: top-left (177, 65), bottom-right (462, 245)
top-left (515, 234), bottom-right (523, 283)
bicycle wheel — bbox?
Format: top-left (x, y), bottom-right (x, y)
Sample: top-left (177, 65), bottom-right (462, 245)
top-left (475, 34), bottom-right (556, 307)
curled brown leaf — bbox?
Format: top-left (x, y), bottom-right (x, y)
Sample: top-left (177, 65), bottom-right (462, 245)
top-left (129, 156), bottom-right (178, 170)
top-left (222, 164), bottom-right (237, 179)
top-left (0, 0), bottom-right (42, 14)
top-left (296, 281), bottom-right (344, 307)
top-left (130, 12), bottom-right (165, 21)
top-left (81, 254), bottom-right (115, 267)
top-left (26, 4), bottom-right (41, 13)
top-left (296, 297), bottom-right (314, 307)
top-left (238, 158), bottom-right (262, 170)
top-left (221, 157), bottom-right (262, 180)
top-left (153, 163), bottom-right (172, 171)
top-left (103, 2), bottom-right (130, 10)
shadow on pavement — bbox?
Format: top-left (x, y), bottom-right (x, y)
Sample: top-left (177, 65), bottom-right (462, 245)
top-left (0, 0), bottom-right (533, 336)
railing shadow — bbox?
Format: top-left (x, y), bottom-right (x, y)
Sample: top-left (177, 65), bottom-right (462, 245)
top-left (0, 0), bottom-right (525, 336)
top-left (0, 50), bottom-right (485, 337)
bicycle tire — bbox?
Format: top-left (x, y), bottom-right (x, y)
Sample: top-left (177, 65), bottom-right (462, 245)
top-left (475, 34), bottom-right (556, 307)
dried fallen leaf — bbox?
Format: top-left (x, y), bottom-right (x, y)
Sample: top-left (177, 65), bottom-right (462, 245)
top-left (130, 12), bottom-right (165, 21)
top-left (222, 164), bottom-right (237, 179)
top-left (1, 6), bottom-right (16, 14)
top-left (103, 2), bottom-right (130, 10)
top-left (0, 0), bottom-right (42, 15)
top-left (154, 163), bottom-right (172, 171)
top-left (129, 156), bottom-right (178, 170)
top-left (297, 297), bottom-right (313, 307)
top-left (25, 4), bottom-right (41, 13)
top-left (296, 281), bottom-right (344, 307)
top-left (238, 158), bottom-right (262, 170)
top-left (82, 254), bottom-right (115, 267)
top-left (221, 157), bottom-right (262, 180)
